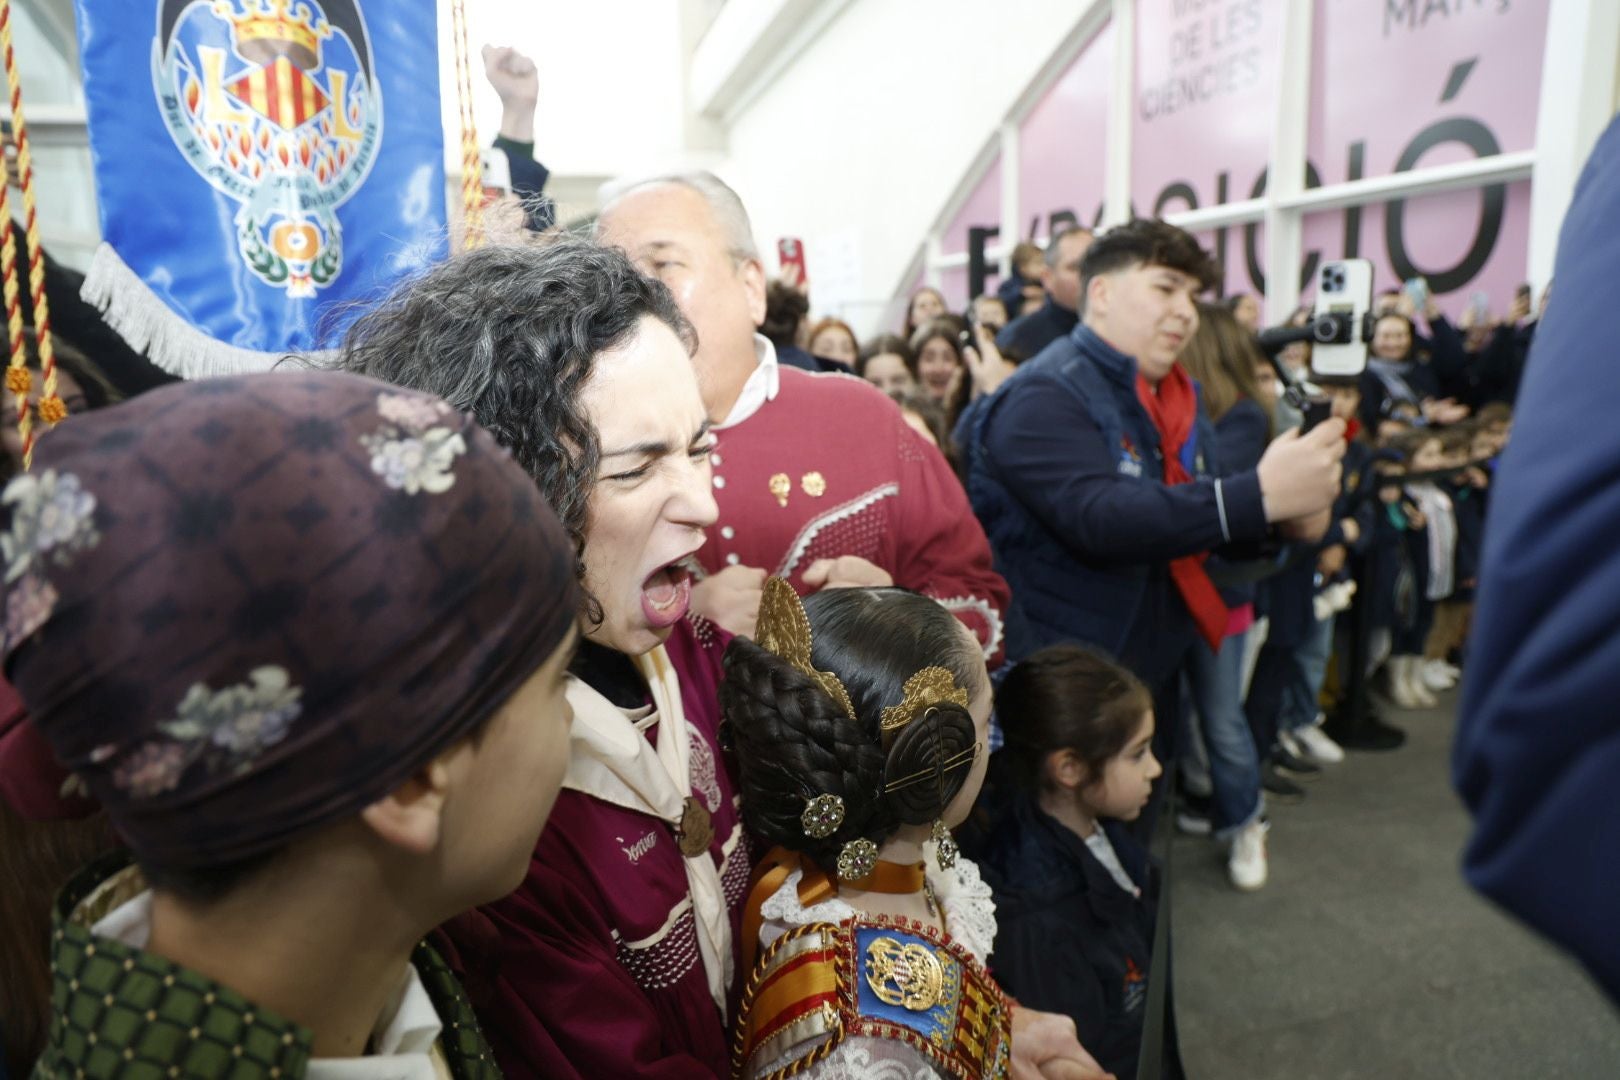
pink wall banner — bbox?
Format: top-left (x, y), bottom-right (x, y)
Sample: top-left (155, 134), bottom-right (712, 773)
top-left (937, 153), bottom-right (1002, 311)
top-left (935, 21), bottom-right (1112, 310)
top-left (1292, 0), bottom-right (1549, 311)
top-left (934, 0), bottom-right (1547, 319)
top-left (1132, 0), bottom-right (1283, 216)
top-left (1018, 19), bottom-right (1113, 238)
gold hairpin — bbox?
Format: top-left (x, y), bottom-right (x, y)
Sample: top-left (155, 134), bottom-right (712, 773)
top-left (754, 578), bottom-right (857, 723)
top-left (879, 668), bottom-right (970, 739)
top-left (882, 744), bottom-right (980, 793)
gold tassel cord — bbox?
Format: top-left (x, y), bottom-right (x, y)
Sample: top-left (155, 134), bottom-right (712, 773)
top-left (450, 0), bottom-right (484, 251)
top-left (0, 0), bottom-right (60, 469)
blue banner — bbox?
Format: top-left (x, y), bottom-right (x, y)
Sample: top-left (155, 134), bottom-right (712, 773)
top-left (74, 0), bottom-right (447, 374)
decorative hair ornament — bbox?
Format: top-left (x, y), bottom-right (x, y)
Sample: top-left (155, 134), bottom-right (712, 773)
top-left (836, 837), bottom-right (879, 882)
top-left (879, 667), bottom-right (970, 740)
top-left (882, 741), bottom-right (979, 793)
top-left (754, 577), bottom-right (857, 723)
top-left (801, 792), bottom-right (845, 839)
top-left (931, 818), bottom-right (959, 870)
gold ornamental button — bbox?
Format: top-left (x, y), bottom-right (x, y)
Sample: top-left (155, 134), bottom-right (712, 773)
top-left (769, 473), bottom-right (791, 507)
top-left (676, 796), bottom-right (714, 857)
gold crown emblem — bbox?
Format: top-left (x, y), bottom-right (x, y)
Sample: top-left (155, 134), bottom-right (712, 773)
top-left (214, 0), bottom-right (332, 69)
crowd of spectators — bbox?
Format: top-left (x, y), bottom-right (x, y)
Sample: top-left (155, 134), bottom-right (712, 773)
top-left (0, 37), bottom-right (1576, 1080)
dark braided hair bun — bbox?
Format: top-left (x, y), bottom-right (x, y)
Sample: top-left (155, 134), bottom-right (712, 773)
top-left (719, 587), bottom-right (988, 865)
top-left (883, 703), bottom-right (978, 826)
top-left (719, 637), bottom-right (893, 869)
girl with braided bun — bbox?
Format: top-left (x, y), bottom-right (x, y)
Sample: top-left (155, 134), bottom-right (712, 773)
top-left (724, 581), bottom-right (1110, 1080)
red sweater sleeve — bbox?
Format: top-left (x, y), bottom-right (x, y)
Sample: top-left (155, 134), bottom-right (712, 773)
top-left (441, 857), bottom-right (729, 1079)
top-left (890, 417), bottom-right (1011, 667)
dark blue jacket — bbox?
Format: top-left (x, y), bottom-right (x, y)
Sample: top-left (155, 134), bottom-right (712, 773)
top-left (1455, 114), bottom-right (1620, 1004)
top-left (1204, 398), bottom-right (1271, 609)
top-left (773, 344), bottom-right (822, 373)
top-left (994, 297), bottom-right (1078, 362)
top-left (1358, 359), bottom-right (1442, 434)
top-left (1261, 438), bottom-right (1376, 648)
top-left (492, 135), bottom-right (554, 232)
top-left (965, 324), bottom-right (1269, 683)
top-left (996, 272), bottom-right (1034, 320)
top-left (968, 791), bottom-right (1155, 1080)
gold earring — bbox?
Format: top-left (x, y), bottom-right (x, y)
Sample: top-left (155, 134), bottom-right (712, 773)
top-left (931, 819), bottom-right (958, 870)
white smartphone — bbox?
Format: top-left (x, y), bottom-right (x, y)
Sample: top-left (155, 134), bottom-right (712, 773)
top-left (1311, 258), bottom-right (1374, 377)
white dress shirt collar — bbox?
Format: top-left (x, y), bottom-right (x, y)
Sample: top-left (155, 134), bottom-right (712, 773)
top-left (716, 334), bottom-right (782, 430)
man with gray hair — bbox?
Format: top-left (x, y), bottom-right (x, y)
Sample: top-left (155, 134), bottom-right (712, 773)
top-left (598, 172), bottom-right (1012, 664)
top-left (995, 225), bottom-right (1093, 361)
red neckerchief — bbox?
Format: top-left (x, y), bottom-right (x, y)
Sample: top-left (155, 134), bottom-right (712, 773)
top-left (1135, 366), bottom-right (1229, 651)
top-left (1344, 418), bottom-right (1361, 443)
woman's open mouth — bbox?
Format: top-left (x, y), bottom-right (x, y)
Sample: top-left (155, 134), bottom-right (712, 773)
top-left (640, 562), bottom-right (693, 629)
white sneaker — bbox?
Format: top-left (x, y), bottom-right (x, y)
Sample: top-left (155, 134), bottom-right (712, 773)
top-left (1421, 659), bottom-right (1457, 692)
top-left (1228, 820), bottom-right (1270, 891)
top-left (1292, 724), bottom-right (1346, 765)
top-left (1387, 657), bottom-right (1420, 708)
top-left (1405, 659), bottom-right (1438, 707)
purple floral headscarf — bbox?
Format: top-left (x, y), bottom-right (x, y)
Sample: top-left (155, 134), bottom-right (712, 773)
top-left (1, 371), bottom-right (577, 870)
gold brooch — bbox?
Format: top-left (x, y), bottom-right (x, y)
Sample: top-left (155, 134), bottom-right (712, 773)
top-left (675, 796), bottom-right (714, 858)
top-left (801, 793), bottom-right (846, 839)
top-left (769, 473), bottom-right (791, 508)
top-left (754, 578), bottom-right (857, 723)
top-left (836, 837), bottom-right (879, 882)
top-left (864, 936), bottom-right (945, 1011)
top-left (801, 471), bottom-right (826, 497)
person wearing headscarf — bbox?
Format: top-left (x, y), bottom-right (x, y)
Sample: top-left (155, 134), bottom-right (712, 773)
top-left (5, 370), bottom-right (580, 1078)
top-left (332, 238), bottom-right (748, 1077)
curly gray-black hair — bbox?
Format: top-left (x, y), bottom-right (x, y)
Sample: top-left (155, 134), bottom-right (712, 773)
top-left (329, 237), bottom-right (696, 622)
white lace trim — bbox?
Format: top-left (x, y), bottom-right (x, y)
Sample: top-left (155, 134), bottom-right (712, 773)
top-left (935, 595), bottom-right (1006, 661)
top-left (756, 847), bottom-right (996, 965)
top-left (774, 483), bottom-right (900, 579)
top-left (755, 1037), bottom-right (943, 1079)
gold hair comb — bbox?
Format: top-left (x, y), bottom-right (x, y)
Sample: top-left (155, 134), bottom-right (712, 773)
top-left (879, 668), bottom-right (970, 742)
top-left (754, 578), bottom-right (857, 723)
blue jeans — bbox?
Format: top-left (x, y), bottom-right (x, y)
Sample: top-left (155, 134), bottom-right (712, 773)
top-left (1281, 613), bottom-right (1335, 734)
top-left (1186, 629), bottom-right (1264, 839)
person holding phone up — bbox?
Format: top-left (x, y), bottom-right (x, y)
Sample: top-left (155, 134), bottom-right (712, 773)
top-left (963, 220), bottom-right (1345, 755)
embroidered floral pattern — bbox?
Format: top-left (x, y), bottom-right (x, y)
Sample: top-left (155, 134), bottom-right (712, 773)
top-left (376, 392), bottom-right (453, 431)
top-left (360, 393), bottom-right (467, 495)
top-left (687, 722), bottom-right (723, 814)
top-left (0, 470), bottom-right (102, 649)
top-left (5, 572), bottom-right (58, 647)
top-left (162, 667), bottom-right (302, 763)
top-left (109, 667), bottom-right (304, 799)
top-left (2, 470), bottom-right (101, 584)
top-left (112, 742), bottom-right (188, 799)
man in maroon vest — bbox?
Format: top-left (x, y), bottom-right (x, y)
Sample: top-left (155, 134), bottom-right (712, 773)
top-left (598, 173), bottom-right (1011, 664)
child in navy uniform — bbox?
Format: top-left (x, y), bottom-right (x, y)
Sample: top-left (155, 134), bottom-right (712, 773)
top-left (964, 645), bottom-right (1163, 1080)
top-left (1426, 424), bottom-right (1490, 671)
top-left (1384, 430), bottom-right (1454, 708)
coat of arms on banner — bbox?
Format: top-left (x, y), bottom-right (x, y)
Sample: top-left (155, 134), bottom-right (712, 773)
top-left (153, 0), bottom-right (382, 299)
